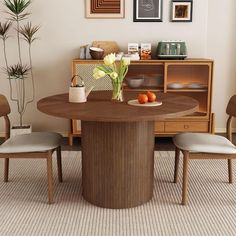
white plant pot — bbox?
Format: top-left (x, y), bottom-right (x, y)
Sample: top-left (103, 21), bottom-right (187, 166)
top-left (11, 124), bottom-right (32, 137)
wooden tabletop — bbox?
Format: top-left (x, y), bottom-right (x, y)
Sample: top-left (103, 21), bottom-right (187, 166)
top-left (37, 91), bottom-right (198, 122)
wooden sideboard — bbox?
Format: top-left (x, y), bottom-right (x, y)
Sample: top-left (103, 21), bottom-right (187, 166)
top-left (69, 59), bottom-right (214, 145)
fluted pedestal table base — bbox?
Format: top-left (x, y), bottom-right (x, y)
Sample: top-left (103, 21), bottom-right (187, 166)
top-left (81, 120), bottom-right (155, 209)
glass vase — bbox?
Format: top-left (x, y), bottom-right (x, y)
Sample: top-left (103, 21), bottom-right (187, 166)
top-left (111, 81), bottom-right (124, 102)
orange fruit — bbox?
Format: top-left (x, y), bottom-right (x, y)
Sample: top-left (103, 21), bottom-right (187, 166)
top-left (138, 94), bottom-right (148, 104)
top-left (146, 91), bottom-right (156, 102)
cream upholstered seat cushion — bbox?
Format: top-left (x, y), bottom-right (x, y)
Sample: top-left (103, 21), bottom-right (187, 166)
top-left (0, 132), bottom-right (62, 153)
top-left (173, 133), bottom-right (236, 154)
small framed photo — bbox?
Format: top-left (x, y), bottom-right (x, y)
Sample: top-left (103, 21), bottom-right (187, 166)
top-left (85, 0), bottom-right (125, 19)
top-left (133, 0), bottom-right (163, 22)
top-left (171, 0), bottom-right (193, 22)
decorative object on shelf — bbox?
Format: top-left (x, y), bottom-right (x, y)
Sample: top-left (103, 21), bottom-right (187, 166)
top-left (167, 82), bottom-right (185, 89)
top-left (85, 0), bottom-right (125, 18)
top-left (145, 74), bottom-right (164, 88)
top-left (69, 75), bottom-right (94, 103)
top-left (121, 53), bottom-right (140, 61)
top-left (141, 43), bottom-right (152, 60)
top-left (92, 53), bottom-right (130, 102)
top-left (79, 44), bottom-right (92, 59)
top-left (171, 0), bottom-right (193, 22)
top-left (79, 45), bottom-right (87, 59)
top-left (89, 47), bottom-right (104, 59)
top-left (156, 40), bottom-right (187, 59)
top-left (125, 77), bottom-right (144, 88)
top-left (85, 44), bottom-right (92, 59)
top-left (0, 0), bottom-right (39, 132)
top-left (115, 52), bottom-right (124, 60)
top-left (186, 83), bottom-right (207, 89)
top-left (92, 41), bottom-right (120, 56)
top-left (128, 43), bottom-right (139, 54)
top-left (133, 0), bottom-right (163, 22)
top-left (167, 82), bottom-right (208, 89)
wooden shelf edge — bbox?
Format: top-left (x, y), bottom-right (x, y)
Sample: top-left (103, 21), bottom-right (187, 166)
top-left (167, 89), bottom-right (208, 93)
top-left (72, 58), bottom-right (214, 63)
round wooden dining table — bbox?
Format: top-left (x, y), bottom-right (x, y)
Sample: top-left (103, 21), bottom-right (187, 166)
top-left (37, 91), bottom-right (198, 209)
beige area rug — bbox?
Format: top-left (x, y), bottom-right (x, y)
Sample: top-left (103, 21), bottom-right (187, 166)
top-left (1, 151), bottom-right (236, 236)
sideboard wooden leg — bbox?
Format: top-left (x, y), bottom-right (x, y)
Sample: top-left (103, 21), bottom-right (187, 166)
top-left (68, 134), bottom-right (73, 146)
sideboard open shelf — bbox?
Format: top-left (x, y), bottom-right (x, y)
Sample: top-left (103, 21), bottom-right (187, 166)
top-left (69, 59), bottom-right (214, 145)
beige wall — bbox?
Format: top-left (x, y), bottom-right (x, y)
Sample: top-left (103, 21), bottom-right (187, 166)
top-left (0, 0), bottom-right (234, 135)
top-left (207, 0), bottom-right (236, 131)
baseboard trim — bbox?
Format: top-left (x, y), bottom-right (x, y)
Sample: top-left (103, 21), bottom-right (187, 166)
top-left (0, 131), bottom-right (68, 137)
top-left (215, 128), bottom-right (236, 133)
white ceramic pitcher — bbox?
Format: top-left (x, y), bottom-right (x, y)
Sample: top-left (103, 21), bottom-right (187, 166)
top-left (69, 75), bottom-right (94, 103)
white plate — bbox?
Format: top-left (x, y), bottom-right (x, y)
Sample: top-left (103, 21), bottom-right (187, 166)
top-left (128, 99), bottom-right (162, 107)
top-left (167, 83), bottom-right (185, 89)
top-left (186, 83), bottom-right (207, 89)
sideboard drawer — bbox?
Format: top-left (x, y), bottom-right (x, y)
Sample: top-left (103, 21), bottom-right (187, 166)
top-left (155, 122), bottom-right (165, 132)
top-left (165, 121), bottom-right (209, 132)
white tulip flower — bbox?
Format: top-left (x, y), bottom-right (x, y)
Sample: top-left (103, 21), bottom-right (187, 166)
top-left (110, 72), bottom-right (118, 80)
top-left (104, 53), bottom-right (116, 66)
top-left (93, 70), bottom-right (106, 80)
top-left (122, 58), bottom-right (130, 66)
top-left (93, 68), bottom-right (99, 74)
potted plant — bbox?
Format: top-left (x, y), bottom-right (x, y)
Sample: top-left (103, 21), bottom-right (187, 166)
top-left (0, 0), bottom-right (39, 136)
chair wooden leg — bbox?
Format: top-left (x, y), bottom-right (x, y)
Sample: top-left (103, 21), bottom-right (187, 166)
top-left (68, 134), bottom-right (73, 146)
top-left (182, 151), bottom-right (190, 205)
top-left (47, 152), bottom-right (54, 204)
top-left (174, 147), bottom-right (180, 183)
top-left (228, 159), bottom-right (233, 183)
top-left (56, 146), bottom-right (63, 183)
top-left (4, 158), bottom-right (9, 182)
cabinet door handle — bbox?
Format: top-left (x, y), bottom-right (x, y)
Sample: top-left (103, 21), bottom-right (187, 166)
top-left (184, 125), bottom-right (189, 129)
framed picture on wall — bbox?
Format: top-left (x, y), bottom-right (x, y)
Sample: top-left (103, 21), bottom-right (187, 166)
top-left (133, 0), bottom-right (163, 22)
top-left (171, 0), bottom-right (193, 22)
top-left (85, 0), bottom-right (125, 18)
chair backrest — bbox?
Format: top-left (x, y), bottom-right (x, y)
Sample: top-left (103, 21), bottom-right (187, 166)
top-left (0, 94), bottom-right (11, 117)
top-left (226, 95), bottom-right (236, 117)
top-left (0, 94), bottom-right (11, 140)
top-left (226, 95), bottom-right (236, 142)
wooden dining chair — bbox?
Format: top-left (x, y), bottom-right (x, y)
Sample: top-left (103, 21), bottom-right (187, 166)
top-left (0, 94), bottom-right (63, 204)
top-left (173, 95), bottom-right (236, 205)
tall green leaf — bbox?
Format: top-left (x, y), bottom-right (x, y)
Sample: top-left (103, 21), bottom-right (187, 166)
top-left (19, 22), bottom-right (40, 44)
top-left (4, 0), bottom-right (31, 20)
top-left (5, 63), bottom-right (31, 79)
top-left (0, 21), bottom-right (12, 40)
